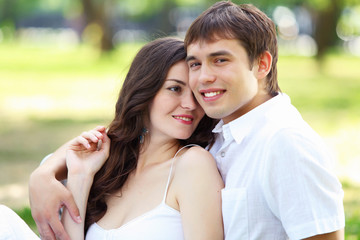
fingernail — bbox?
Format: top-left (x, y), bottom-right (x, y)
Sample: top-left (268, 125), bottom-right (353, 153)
top-left (76, 216), bottom-right (82, 223)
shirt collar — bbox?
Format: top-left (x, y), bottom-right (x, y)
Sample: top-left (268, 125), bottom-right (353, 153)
top-left (212, 120), bottom-right (224, 133)
top-left (212, 93), bottom-right (290, 144)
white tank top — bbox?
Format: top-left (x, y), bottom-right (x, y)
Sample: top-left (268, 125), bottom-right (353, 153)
top-left (85, 145), bottom-right (198, 240)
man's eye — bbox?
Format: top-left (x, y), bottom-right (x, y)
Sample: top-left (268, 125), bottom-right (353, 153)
top-left (215, 58), bottom-right (227, 63)
top-left (189, 62), bottom-right (200, 68)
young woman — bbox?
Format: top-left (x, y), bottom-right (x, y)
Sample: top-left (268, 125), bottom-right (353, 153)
top-left (27, 37), bottom-right (224, 240)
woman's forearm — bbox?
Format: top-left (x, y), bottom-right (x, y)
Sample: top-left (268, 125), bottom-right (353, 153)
top-left (62, 173), bottom-right (94, 240)
top-left (61, 126), bottom-right (110, 239)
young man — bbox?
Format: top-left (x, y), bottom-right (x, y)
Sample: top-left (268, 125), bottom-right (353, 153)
top-left (184, 1), bottom-right (344, 239)
top-left (28, 2), bottom-right (345, 240)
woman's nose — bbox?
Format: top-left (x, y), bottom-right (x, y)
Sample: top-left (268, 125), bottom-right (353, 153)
top-left (181, 91), bottom-right (197, 110)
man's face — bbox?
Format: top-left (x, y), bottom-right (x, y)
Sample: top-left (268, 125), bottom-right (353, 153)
top-left (186, 38), bottom-right (267, 123)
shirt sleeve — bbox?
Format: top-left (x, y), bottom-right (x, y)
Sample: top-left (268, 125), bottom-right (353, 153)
top-left (0, 205), bottom-right (39, 239)
top-left (261, 128), bottom-right (345, 240)
top-left (40, 153), bottom-right (53, 165)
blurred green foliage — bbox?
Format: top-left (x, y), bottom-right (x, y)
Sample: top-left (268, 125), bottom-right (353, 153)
top-left (1, 0), bottom-right (360, 54)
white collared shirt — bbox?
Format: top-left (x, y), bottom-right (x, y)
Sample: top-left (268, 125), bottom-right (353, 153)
top-left (209, 93), bottom-right (345, 240)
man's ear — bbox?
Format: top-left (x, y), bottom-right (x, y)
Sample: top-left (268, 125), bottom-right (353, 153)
top-left (255, 51), bottom-right (272, 79)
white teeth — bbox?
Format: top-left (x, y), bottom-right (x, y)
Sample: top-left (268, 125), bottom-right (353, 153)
top-left (174, 116), bottom-right (192, 121)
top-left (204, 91), bottom-right (221, 97)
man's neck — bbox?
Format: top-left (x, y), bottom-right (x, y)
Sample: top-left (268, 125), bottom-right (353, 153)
top-left (222, 93), bottom-right (273, 124)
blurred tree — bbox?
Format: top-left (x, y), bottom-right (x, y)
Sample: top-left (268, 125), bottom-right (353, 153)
top-left (0, 0), bottom-right (70, 39)
top-left (0, 0), bottom-right (41, 38)
top-left (0, 0), bottom-right (17, 39)
top-left (231, 0), bottom-right (359, 59)
top-left (2, 0), bottom-right (358, 56)
top-left (305, 0), bottom-right (345, 60)
top-left (117, 0), bottom-right (180, 36)
top-left (78, 0), bottom-right (178, 51)
top-left (80, 0), bottom-right (114, 51)
top-left (0, 0), bottom-right (16, 23)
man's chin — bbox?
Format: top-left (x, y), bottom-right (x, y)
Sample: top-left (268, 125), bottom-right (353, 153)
top-left (203, 110), bottom-right (225, 120)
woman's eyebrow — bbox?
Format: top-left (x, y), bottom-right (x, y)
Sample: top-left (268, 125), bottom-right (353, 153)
top-left (165, 79), bottom-right (186, 86)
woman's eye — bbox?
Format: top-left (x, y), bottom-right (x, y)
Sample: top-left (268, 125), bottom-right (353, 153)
top-left (168, 86), bottom-right (181, 92)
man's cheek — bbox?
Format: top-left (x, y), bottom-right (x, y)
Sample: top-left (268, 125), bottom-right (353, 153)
top-left (188, 75), bottom-right (197, 91)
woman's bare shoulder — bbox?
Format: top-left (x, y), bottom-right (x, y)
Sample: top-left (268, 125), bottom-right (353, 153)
top-left (178, 145), bottom-right (214, 164)
top-left (175, 146), bottom-right (220, 179)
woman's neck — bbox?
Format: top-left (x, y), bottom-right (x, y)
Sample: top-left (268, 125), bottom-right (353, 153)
top-left (136, 138), bottom-right (180, 172)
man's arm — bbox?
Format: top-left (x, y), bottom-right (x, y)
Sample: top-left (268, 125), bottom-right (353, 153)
top-left (29, 141), bottom-right (81, 240)
top-left (28, 126), bottom-right (106, 240)
top-left (303, 229), bottom-right (344, 240)
top-left (262, 129), bottom-right (345, 240)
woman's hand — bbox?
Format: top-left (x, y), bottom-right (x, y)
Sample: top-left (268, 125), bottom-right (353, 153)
top-left (66, 126), bottom-right (110, 177)
top-left (62, 126), bottom-right (111, 240)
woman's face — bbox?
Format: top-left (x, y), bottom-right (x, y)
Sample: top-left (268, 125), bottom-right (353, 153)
top-left (149, 61), bottom-right (205, 141)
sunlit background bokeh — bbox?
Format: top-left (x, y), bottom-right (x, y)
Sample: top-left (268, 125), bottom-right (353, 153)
top-left (0, 0), bottom-right (359, 238)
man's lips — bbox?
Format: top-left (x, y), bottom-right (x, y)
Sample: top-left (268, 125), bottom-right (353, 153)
top-left (173, 115), bottom-right (194, 125)
top-left (199, 89), bottom-right (225, 102)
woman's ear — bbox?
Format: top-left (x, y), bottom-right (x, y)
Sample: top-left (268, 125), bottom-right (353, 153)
top-left (256, 51), bottom-right (272, 79)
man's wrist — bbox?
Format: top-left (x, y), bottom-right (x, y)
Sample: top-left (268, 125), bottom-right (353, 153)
top-left (41, 153), bottom-right (68, 180)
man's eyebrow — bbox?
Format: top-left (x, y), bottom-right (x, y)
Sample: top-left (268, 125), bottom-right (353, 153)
top-left (185, 55), bottom-right (196, 62)
top-left (209, 50), bottom-right (232, 57)
top-left (185, 50), bottom-right (232, 62)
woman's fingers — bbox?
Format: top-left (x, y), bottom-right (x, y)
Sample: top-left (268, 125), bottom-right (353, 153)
top-left (74, 135), bottom-right (91, 149)
top-left (81, 128), bottom-right (105, 142)
top-left (70, 126), bottom-right (108, 150)
top-left (94, 125), bottom-right (106, 132)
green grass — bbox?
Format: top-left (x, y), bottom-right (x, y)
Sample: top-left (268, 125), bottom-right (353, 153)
top-left (343, 181), bottom-right (360, 239)
top-left (1, 42), bottom-right (360, 238)
top-left (14, 207), bottom-right (37, 234)
top-left (278, 54), bottom-right (360, 133)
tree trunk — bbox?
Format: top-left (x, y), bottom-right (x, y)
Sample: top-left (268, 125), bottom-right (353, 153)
top-left (1, 0), bottom-right (16, 22)
top-left (81, 0), bottom-right (114, 52)
top-left (313, 0), bottom-right (342, 60)
top-left (157, 0), bottom-right (176, 35)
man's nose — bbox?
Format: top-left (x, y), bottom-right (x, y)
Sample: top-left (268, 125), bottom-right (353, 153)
top-left (198, 64), bottom-right (216, 84)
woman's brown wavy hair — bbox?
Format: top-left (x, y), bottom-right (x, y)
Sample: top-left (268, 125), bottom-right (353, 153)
top-left (85, 37), bottom-right (218, 232)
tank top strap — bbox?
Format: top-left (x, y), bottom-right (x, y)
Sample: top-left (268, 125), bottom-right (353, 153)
top-left (162, 144), bottom-right (200, 203)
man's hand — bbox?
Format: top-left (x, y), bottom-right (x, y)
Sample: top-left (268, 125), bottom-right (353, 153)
top-left (29, 162), bottom-right (81, 240)
top-left (28, 126), bottom-right (107, 239)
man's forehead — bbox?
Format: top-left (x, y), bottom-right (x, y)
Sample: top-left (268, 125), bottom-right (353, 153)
top-left (187, 37), bottom-right (241, 54)
top-left (186, 31), bottom-right (235, 48)
top-left (187, 36), bottom-right (222, 49)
